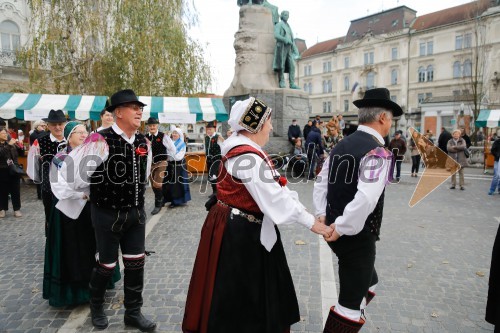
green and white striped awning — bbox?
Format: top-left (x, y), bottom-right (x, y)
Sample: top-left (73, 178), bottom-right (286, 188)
top-left (0, 93), bottom-right (228, 122)
top-left (475, 109), bottom-right (500, 128)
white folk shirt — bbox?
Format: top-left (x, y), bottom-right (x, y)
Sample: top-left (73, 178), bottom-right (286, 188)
top-left (313, 125), bottom-right (391, 237)
top-left (59, 123), bottom-right (152, 192)
top-left (26, 133), bottom-right (66, 182)
top-left (222, 133), bottom-right (314, 252)
top-left (163, 135), bottom-right (185, 161)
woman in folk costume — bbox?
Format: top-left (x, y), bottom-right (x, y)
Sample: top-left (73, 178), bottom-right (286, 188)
top-left (182, 97), bottom-right (333, 333)
top-left (163, 127), bottom-right (191, 208)
top-left (44, 121), bottom-right (120, 307)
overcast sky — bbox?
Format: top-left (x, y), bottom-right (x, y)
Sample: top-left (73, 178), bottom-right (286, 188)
top-left (190, 0), bottom-right (473, 95)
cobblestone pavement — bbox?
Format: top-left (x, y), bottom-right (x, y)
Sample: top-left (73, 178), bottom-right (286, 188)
top-left (0, 163), bottom-right (497, 332)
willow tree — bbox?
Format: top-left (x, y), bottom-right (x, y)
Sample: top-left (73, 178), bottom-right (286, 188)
top-left (18, 0), bottom-right (212, 96)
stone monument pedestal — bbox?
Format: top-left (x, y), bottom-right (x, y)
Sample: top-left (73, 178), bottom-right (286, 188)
top-left (223, 5), bottom-right (310, 154)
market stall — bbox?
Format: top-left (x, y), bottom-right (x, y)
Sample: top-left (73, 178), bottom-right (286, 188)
top-left (475, 109), bottom-right (500, 171)
top-left (0, 93), bottom-right (228, 174)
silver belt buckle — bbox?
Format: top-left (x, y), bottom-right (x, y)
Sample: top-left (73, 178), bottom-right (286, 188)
top-left (231, 208), bottom-right (241, 216)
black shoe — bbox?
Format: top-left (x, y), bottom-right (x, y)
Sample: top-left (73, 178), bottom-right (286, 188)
top-left (450, 186), bottom-right (456, 189)
top-left (460, 186), bottom-right (465, 190)
top-left (124, 310), bottom-right (156, 332)
top-left (91, 305), bottom-right (109, 330)
top-left (150, 206), bottom-right (161, 215)
top-left (168, 203), bottom-right (176, 209)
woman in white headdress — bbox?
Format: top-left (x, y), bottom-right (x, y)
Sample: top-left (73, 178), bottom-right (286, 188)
top-left (182, 97), bottom-right (333, 333)
top-left (163, 127), bottom-right (191, 207)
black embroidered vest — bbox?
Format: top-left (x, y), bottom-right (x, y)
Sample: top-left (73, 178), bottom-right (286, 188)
top-left (326, 131), bottom-right (386, 239)
top-left (38, 135), bottom-right (64, 193)
top-left (90, 128), bottom-right (148, 210)
top-left (146, 132), bottom-right (167, 162)
top-left (205, 134), bottom-right (222, 160)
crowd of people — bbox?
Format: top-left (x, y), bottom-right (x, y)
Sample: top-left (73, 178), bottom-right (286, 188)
top-left (0, 85), bottom-right (498, 333)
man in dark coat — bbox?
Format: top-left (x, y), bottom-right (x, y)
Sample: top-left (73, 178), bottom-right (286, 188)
top-left (287, 119), bottom-right (301, 146)
top-left (437, 127), bottom-right (452, 167)
top-left (388, 130), bottom-right (407, 181)
top-left (305, 120), bottom-right (324, 180)
top-left (303, 120), bottom-right (312, 143)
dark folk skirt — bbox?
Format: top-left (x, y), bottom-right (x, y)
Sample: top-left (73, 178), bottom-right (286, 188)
top-left (486, 223), bottom-right (500, 325)
top-left (163, 160), bottom-right (191, 205)
top-left (43, 200), bottom-right (120, 307)
top-left (182, 204), bottom-right (300, 333)
top-left (43, 200), bottom-right (95, 307)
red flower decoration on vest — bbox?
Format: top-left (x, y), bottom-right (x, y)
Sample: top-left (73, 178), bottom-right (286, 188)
top-left (156, 138), bottom-right (161, 142)
top-left (135, 147), bottom-right (148, 156)
top-left (277, 175), bottom-right (287, 187)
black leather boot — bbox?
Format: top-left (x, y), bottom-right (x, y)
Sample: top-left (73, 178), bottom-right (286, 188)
top-left (123, 257), bottom-right (156, 332)
top-left (89, 266), bottom-right (114, 330)
top-left (150, 206), bottom-right (161, 215)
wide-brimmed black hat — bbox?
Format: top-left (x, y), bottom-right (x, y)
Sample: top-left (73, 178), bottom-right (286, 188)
top-left (106, 89), bottom-right (146, 112)
top-left (206, 121), bottom-right (217, 129)
top-left (353, 88), bottom-right (403, 117)
top-left (146, 117), bottom-right (159, 125)
top-left (43, 109), bottom-right (67, 123)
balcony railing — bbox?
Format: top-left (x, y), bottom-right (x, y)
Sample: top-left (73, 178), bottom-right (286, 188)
top-left (0, 50), bottom-right (20, 67)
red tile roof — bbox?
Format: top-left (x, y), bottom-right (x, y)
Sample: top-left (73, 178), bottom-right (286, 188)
top-left (344, 6), bottom-right (417, 43)
top-left (412, 0), bottom-right (493, 31)
top-left (301, 37), bottom-right (345, 59)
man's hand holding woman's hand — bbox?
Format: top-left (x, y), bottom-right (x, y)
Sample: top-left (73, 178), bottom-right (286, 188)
top-left (315, 215), bottom-right (340, 242)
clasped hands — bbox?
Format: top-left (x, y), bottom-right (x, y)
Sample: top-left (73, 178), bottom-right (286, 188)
top-left (311, 215), bottom-right (340, 242)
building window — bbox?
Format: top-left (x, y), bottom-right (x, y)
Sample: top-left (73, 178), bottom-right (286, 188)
top-left (455, 35), bottom-right (463, 50)
top-left (303, 64), bottom-right (312, 76)
top-left (303, 83), bottom-right (307, 92)
top-left (304, 65), bottom-right (312, 76)
top-left (323, 80), bottom-right (332, 93)
top-left (427, 41), bottom-right (433, 55)
top-left (426, 93), bottom-right (432, 100)
top-left (453, 61), bottom-right (461, 78)
top-left (418, 66), bottom-right (426, 82)
top-left (344, 57), bottom-right (349, 69)
top-left (344, 100), bottom-right (349, 112)
top-left (390, 95), bottom-right (397, 103)
top-left (0, 20), bottom-right (21, 52)
top-left (366, 72), bottom-right (375, 88)
top-left (453, 90), bottom-right (460, 97)
top-left (418, 93), bottom-right (425, 104)
top-left (463, 59), bottom-right (472, 77)
top-left (391, 69), bottom-right (398, 85)
top-left (323, 61), bottom-right (331, 73)
top-left (419, 42), bottom-right (426, 56)
top-left (391, 47), bottom-right (398, 60)
top-left (464, 33), bottom-right (472, 48)
top-left (308, 82), bottom-right (312, 94)
top-left (426, 65), bottom-right (434, 81)
top-left (344, 76), bottom-right (350, 91)
top-left (364, 51), bottom-right (374, 65)
top-left (323, 101), bottom-right (332, 113)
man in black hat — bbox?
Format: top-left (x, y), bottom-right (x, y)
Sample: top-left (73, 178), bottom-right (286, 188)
top-left (204, 121), bottom-right (224, 195)
top-left (314, 87), bottom-right (401, 332)
top-left (27, 109), bottom-right (67, 235)
top-left (145, 117), bottom-right (167, 215)
top-left (61, 89), bottom-right (156, 331)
